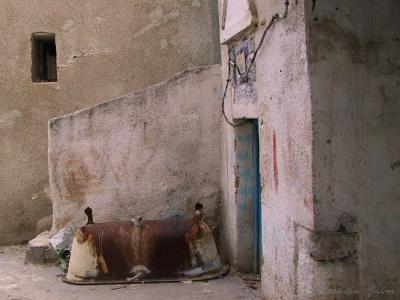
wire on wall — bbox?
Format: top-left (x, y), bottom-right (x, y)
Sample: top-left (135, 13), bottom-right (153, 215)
top-left (222, 0), bottom-right (290, 128)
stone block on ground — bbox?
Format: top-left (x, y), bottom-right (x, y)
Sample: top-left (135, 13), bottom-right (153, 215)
top-left (25, 231), bottom-right (58, 264)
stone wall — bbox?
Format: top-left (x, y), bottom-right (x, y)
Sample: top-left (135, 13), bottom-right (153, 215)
top-left (0, 0), bottom-right (220, 245)
top-left (48, 65), bottom-right (222, 234)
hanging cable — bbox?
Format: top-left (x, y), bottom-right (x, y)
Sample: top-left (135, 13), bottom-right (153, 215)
top-left (221, 56), bottom-right (248, 128)
top-left (222, 0), bottom-right (290, 127)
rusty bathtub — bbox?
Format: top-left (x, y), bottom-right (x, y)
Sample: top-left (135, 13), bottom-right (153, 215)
top-left (64, 207), bottom-right (228, 284)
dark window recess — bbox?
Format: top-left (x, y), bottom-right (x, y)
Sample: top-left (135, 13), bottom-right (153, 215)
top-left (31, 32), bottom-right (57, 82)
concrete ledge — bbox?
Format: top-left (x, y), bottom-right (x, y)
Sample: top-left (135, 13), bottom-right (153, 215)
top-left (310, 231), bottom-right (359, 262)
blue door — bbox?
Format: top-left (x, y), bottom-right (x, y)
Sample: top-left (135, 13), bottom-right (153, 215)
top-left (234, 119), bottom-right (262, 274)
top-left (251, 120), bottom-right (261, 274)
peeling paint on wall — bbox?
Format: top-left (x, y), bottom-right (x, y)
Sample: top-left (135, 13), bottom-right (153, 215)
top-left (272, 130), bottom-right (279, 192)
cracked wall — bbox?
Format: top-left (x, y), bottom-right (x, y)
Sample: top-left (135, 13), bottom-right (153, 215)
top-left (0, 0), bottom-right (220, 245)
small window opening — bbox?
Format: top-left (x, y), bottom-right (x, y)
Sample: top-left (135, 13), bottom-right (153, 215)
top-left (31, 32), bottom-right (57, 82)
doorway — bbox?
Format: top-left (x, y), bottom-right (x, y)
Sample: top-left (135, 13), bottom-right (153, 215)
top-left (234, 119), bottom-right (261, 274)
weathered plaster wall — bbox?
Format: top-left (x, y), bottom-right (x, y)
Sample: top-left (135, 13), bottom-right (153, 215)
top-left (219, 0), bottom-right (314, 297)
top-left (247, 2), bottom-right (315, 298)
top-left (220, 0), bottom-right (399, 298)
top-left (0, 0), bottom-right (220, 245)
top-left (308, 0), bottom-right (400, 297)
top-left (48, 65), bottom-right (222, 234)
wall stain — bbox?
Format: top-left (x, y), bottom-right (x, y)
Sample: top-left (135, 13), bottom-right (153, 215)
top-left (63, 158), bottom-right (100, 207)
top-left (367, 85), bottom-right (400, 133)
top-left (293, 224), bottom-right (299, 296)
top-left (273, 130), bottom-right (279, 192)
top-left (310, 17), bottom-right (398, 76)
top-left (143, 121), bottom-right (148, 144)
top-left (134, 143), bottom-right (161, 180)
top-left (309, 17), bottom-right (363, 64)
top-left (390, 160), bottom-right (400, 171)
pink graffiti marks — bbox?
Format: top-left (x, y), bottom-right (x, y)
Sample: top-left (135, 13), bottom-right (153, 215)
top-left (273, 130), bottom-right (279, 192)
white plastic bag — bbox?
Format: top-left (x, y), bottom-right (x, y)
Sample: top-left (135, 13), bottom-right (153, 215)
top-left (49, 225), bottom-right (78, 252)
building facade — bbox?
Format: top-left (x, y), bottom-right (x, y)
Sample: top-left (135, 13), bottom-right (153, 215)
top-left (0, 0), bottom-right (220, 245)
top-left (1, 0), bottom-right (399, 298)
top-left (219, 0), bottom-right (400, 298)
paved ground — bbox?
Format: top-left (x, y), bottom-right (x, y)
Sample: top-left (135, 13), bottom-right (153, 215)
top-left (0, 245), bottom-right (261, 300)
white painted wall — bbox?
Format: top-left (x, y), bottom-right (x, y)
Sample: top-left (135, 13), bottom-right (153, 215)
top-left (48, 65), bottom-right (222, 234)
top-left (219, 1), bottom-right (314, 297)
top-left (219, 0), bottom-right (400, 298)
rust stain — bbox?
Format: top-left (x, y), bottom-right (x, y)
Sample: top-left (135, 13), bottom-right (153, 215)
top-left (66, 204), bottom-right (225, 283)
top-left (56, 146), bottom-right (110, 209)
top-left (75, 227), bottom-right (87, 244)
top-left (273, 130), bottom-right (279, 192)
top-left (82, 218), bottom-right (195, 279)
top-left (63, 159), bottom-right (92, 207)
top-left (62, 149), bottom-right (106, 207)
top-left (304, 197), bottom-right (311, 209)
top-left (185, 212), bottom-right (204, 243)
top-left (143, 121), bottom-right (148, 144)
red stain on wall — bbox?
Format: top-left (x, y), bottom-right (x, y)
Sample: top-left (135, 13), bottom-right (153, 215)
top-left (273, 130), bottom-right (279, 192)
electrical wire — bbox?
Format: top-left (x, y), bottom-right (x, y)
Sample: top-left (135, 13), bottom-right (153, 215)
top-left (221, 57), bottom-right (248, 128)
top-left (222, 0), bottom-right (290, 127)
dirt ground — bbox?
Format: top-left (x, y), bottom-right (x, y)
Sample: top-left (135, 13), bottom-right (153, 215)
top-left (0, 245), bottom-right (261, 300)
